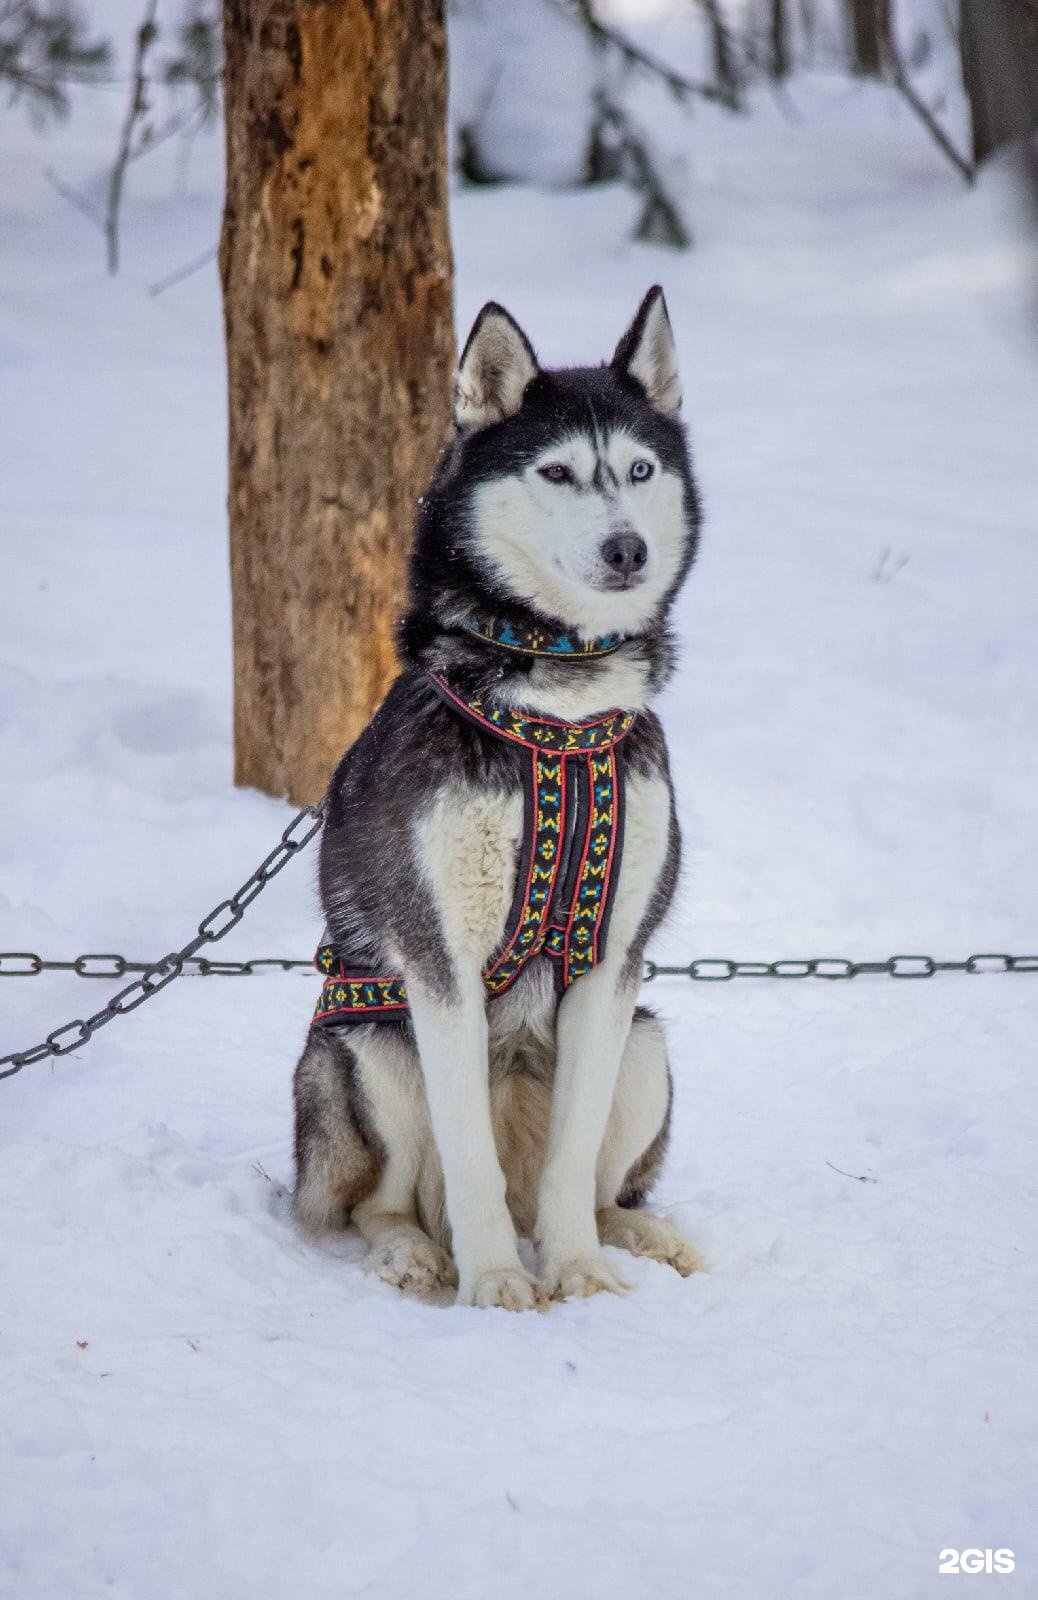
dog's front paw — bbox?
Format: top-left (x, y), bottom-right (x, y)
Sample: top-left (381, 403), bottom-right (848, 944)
top-left (365, 1229), bottom-right (459, 1296)
top-left (543, 1252), bottom-right (630, 1302)
top-left (461, 1267), bottom-right (549, 1312)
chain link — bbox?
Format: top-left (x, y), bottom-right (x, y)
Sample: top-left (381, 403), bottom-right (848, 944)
top-left (8, 950), bottom-right (1035, 991)
top-left (0, 954), bottom-right (318, 979)
top-left (0, 803), bottom-right (325, 1082)
top-left (642, 953), bottom-right (1038, 981)
top-left (2, 795), bottom-right (1035, 1083)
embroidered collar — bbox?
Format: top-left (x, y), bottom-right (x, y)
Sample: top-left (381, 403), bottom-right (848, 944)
top-left (429, 674), bottom-right (637, 752)
top-left (311, 676), bottom-right (638, 1026)
top-left (462, 615), bottom-right (623, 660)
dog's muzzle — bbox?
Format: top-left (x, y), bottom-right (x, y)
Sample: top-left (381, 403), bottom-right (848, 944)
top-left (599, 531), bottom-right (648, 588)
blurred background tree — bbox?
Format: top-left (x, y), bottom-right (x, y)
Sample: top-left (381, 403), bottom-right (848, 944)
top-left (11, 1), bottom-right (1038, 264)
top-left (0, 0), bottom-right (111, 123)
top-left (959, 0), bottom-right (1038, 209)
top-left (4, 0), bottom-right (1037, 798)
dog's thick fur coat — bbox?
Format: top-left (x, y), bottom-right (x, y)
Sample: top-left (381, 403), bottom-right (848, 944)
top-left (293, 288), bottom-right (703, 1308)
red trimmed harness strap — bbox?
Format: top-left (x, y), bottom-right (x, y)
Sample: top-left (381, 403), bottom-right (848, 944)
top-left (311, 675), bottom-right (637, 1026)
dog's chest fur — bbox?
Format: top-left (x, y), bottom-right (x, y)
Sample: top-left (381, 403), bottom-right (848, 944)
top-left (416, 785), bottom-right (525, 963)
top-left (414, 767), bottom-right (672, 977)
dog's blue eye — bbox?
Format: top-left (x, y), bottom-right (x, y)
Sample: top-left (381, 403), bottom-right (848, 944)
top-left (630, 459), bottom-right (654, 482)
top-left (539, 463), bottom-right (572, 485)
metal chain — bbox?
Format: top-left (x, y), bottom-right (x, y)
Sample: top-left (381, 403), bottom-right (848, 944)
top-left (0, 954), bottom-right (316, 978)
top-left (1, 795), bottom-right (1035, 1082)
top-left (0, 804), bottom-right (325, 1082)
top-left (643, 954), bottom-right (1038, 980)
top-left (4, 951), bottom-right (1036, 986)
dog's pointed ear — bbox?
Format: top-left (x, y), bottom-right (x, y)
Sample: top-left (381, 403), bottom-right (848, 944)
top-left (454, 302), bottom-right (539, 433)
top-left (611, 286), bottom-right (682, 417)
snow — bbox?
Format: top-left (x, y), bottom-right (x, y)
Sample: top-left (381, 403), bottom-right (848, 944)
top-left (2, 26), bottom-right (1038, 1600)
top-left (450, 0), bottom-right (600, 185)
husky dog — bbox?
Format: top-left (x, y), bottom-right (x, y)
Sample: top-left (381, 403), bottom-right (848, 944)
top-left (293, 287), bottom-right (702, 1310)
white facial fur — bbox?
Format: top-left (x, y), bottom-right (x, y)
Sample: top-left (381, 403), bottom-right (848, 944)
top-left (470, 427), bottom-right (688, 637)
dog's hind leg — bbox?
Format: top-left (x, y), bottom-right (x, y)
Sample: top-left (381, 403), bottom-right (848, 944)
top-left (595, 1007), bottom-right (702, 1278)
top-left (351, 1041), bottom-right (458, 1296)
top-left (294, 1025), bottom-right (457, 1295)
top-left (293, 1027), bottom-right (382, 1232)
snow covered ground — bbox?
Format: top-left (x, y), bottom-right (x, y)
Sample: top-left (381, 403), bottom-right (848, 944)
top-left (2, 33), bottom-right (1038, 1600)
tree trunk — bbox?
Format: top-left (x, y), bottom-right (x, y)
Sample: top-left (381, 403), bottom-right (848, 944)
top-left (770, 0), bottom-right (791, 80)
top-left (220, 0), bottom-right (454, 805)
top-left (701, 0), bottom-right (740, 101)
top-left (959, 0), bottom-right (1038, 165)
top-left (845, 0), bottom-right (890, 75)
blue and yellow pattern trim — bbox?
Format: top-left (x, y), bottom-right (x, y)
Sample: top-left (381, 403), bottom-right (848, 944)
top-left (311, 675), bottom-right (636, 1026)
top-left (462, 616), bottom-right (623, 659)
top-left (312, 971), bottom-right (409, 1021)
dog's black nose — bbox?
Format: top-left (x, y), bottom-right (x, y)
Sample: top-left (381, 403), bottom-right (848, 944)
top-left (601, 531), bottom-right (648, 579)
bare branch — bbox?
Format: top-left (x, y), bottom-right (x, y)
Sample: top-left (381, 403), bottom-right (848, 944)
top-left (887, 44), bottom-right (975, 185)
top-left (148, 242), bottom-right (217, 297)
top-left (128, 101), bottom-right (207, 166)
top-left (597, 94), bottom-right (692, 248)
top-left (44, 165), bottom-right (104, 232)
top-left (827, 1161), bottom-right (879, 1184)
top-left (563, 0), bottom-right (741, 110)
top-left (698, 0), bottom-right (745, 104)
top-left (105, 0), bottom-right (159, 276)
top-left (852, 2), bottom-right (975, 185)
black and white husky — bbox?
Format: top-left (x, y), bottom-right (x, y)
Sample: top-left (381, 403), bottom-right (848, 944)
top-left (293, 287), bottom-right (702, 1310)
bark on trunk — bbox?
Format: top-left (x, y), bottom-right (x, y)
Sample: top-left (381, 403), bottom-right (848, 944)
top-left (220, 0), bottom-right (454, 804)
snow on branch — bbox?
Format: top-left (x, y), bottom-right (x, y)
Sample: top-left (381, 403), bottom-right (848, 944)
top-left (563, 0), bottom-right (742, 110)
top-left (595, 93), bottom-right (693, 249)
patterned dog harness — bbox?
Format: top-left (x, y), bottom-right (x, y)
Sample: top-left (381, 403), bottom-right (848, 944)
top-left (312, 672), bottom-right (638, 1026)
